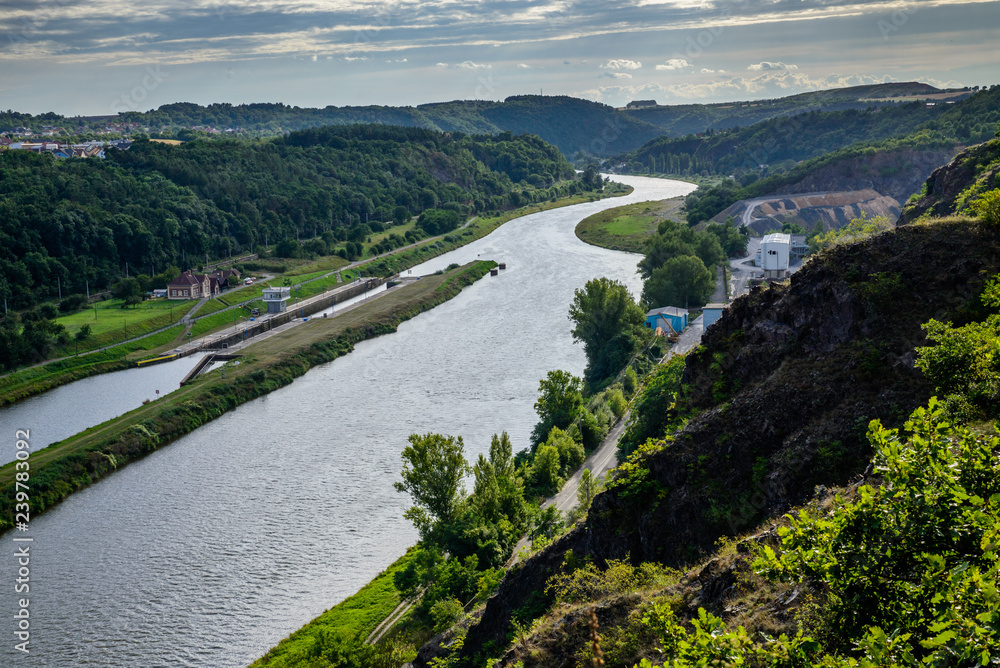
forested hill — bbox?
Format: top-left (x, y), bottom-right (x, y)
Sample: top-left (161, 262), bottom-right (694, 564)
top-left (133, 96), bottom-right (665, 158)
top-left (672, 85), bottom-right (1000, 224)
top-left (615, 85), bottom-right (1000, 180)
top-left (621, 81), bottom-right (961, 136)
top-left (0, 125), bottom-right (580, 308)
top-left (1, 83), bottom-right (972, 160)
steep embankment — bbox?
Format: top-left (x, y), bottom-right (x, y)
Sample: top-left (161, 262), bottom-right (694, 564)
top-left (435, 216), bottom-right (1000, 665)
top-left (899, 137), bottom-right (1000, 223)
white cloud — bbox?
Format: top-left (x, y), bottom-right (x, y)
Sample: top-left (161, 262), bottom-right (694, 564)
top-left (385, 57), bottom-right (407, 63)
top-left (601, 59), bottom-right (641, 70)
top-left (747, 61), bottom-right (798, 72)
top-left (656, 58), bottom-right (690, 71)
top-left (517, 63), bottom-right (531, 69)
top-left (603, 71), bottom-right (633, 79)
top-left (435, 62), bottom-right (448, 67)
top-left (310, 54), bottom-right (317, 61)
top-left (456, 60), bottom-right (490, 69)
top-left (343, 56), bottom-right (369, 62)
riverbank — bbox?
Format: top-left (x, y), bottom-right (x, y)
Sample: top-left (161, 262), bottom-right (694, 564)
top-left (0, 185), bottom-right (632, 409)
top-left (574, 196), bottom-right (685, 252)
top-left (0, 261), bottom-right (495, 531)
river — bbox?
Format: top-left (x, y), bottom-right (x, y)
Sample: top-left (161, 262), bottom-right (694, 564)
top-left (0, 176), bottom-right (695, 667)
top-left (0, 353), bottom-right (220, 465)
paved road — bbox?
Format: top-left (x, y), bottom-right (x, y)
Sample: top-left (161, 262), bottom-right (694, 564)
top-left (729, 237), bottom-right (761, 300)
top-left (508, 315), bottom-right (708, 565)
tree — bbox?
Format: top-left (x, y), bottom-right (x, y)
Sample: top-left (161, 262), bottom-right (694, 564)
top-left (113, 277), bottom-right (141, 301)
top-left (706, 217), bottom-right (748, 257)
top-left (472, 432), bottom-right (528, 534)
top-left (968, 189), bottom-right (1000, 227)
top-left (545, 426), bottom-right (585, 476)
top-left (531, 370), bottom-right (583, 444)
top-left (568, 278), bottom-right (646, 384)
top-left (395, 433), bottom-right (471, 541)
top-left (527, 444), bottom-right (563, 496)
top-left (577, 469), bottom-right (605, 513)
top-left (642, 255), bottom-right (714, 309)
top-left (617, 356), bottom-right (686, 460)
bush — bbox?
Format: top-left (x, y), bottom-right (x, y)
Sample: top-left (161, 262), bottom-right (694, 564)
top-left (756, 399), bottom-right (1000, 664)
top-left (623, 366), bottom-right (638, 397)
top-left (578, 409), bottom-right (603, 452)
top-left (59, 294), bottom-right (89, 313)
top-left (606, 387), bottom-right (628, 418)
top-left (968, 189), bottom-right (1000, 226)
top-left (429, 598), bottom-right (464, 633)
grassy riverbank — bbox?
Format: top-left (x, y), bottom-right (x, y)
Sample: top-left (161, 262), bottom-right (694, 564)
top-left (0, 186), bottom-right (632, 407)
top-left (0, 261), bottom-right (495, 531)
top-left (250, 548), bottom-right (420, 667)
top-left (574, 197), bottom-right (685, 252)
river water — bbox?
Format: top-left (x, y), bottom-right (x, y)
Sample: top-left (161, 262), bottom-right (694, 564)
top-left (0, 176), bottom-right (694, 667)
top-left (0, 353), bottom-right (219, 465)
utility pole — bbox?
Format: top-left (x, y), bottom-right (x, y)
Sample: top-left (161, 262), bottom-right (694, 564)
top-left (86, 279), bottom-right (90, 300)
top-left (57, 276), bottom-right (62, 300)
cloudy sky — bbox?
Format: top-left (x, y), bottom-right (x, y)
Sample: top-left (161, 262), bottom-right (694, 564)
top-left (1, 0), bottom-right (998, 115)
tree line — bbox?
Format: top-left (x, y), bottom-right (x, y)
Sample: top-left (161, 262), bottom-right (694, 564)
top-left (0, 125), bottom-right (585, 311)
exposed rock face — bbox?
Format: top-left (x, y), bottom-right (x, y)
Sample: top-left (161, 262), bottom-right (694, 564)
top-left (431, 219), bottom-right (1000, 666)
top-left (588, 220), bottom-right (999, 566)
top-left (898, 139), bottom-right (1000, 223)
top-left (718, 189), bottom-right (904, 234)
top-left (770, 148), bottom-right (957, 204)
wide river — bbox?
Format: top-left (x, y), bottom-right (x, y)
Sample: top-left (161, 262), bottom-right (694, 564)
top-left (0, 176), bottom-right (694, 667)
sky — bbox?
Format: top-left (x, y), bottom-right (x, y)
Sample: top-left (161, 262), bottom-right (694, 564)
top-left (1, 0), bottom-right (998, 116)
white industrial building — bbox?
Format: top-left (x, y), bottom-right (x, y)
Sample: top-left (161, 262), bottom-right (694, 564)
top-left (262, 286), bottom-right (291, 313)
top-left (755, 233), bottom-right (791, 279)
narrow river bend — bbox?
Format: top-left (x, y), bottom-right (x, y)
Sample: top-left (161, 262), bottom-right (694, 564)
top-left (1, 176), bottom-right (694, 667)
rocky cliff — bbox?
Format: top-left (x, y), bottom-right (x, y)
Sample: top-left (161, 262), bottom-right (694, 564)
top-left (426, 216), bottom-right (1000, 666)
top-left (899, 137), bottom-right (1000, 223)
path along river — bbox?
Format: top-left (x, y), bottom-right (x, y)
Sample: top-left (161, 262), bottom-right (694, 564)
top-left (0, 175), bottom-right (694, 667)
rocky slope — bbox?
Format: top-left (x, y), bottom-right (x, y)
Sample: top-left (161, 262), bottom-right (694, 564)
top-left (899, 137), bottom-right (1000, 223)
top-left (716, 189), bottom-right (902, 234)
top-left (419, 216), bottom-right (1000, 667)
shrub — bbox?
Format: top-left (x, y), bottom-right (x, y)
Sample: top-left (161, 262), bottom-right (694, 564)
top-left (968, 189), bottom-right (1000, 226)
top-left (59, 294), bottom-right (89, 312)
top-left (606, 387), bottom-right (628, 419)
top-left (430, 598), bottom-right (464, 633)
top-left (623, 366), bottom-right (638, 397)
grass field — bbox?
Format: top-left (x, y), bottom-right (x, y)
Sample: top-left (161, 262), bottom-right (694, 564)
top-left (574, 197), bottom-right (685, 252)
top-left (250, 549), bottom-right (419, 667)
top-left (49, 297), bottom-right (189, 356)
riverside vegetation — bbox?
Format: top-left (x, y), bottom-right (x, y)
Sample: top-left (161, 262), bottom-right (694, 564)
top-left (252, 270), bottom-right (675, 667)
top-left (401, 128), bottom-right (1000, 667)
